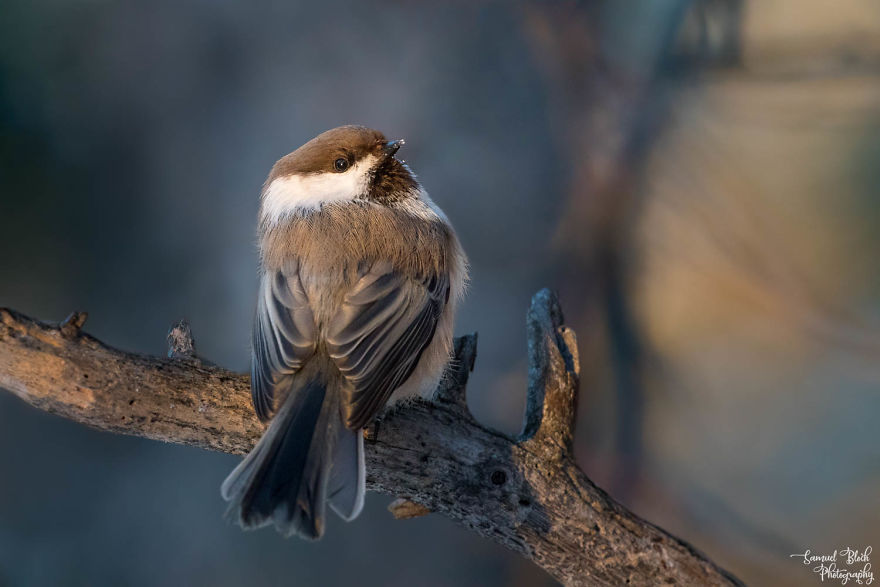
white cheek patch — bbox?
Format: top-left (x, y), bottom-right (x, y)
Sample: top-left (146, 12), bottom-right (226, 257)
top-left (261, 156), bottom-right (376, 225)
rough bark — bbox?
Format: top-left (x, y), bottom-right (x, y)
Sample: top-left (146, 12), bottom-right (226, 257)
top-left (0, 290), bottom-right (742, 586)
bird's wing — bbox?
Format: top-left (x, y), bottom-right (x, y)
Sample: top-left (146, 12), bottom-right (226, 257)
top-left (251, 261), bottom-right (317, 421)
top-left (326, 261), bottom-right (450, 430)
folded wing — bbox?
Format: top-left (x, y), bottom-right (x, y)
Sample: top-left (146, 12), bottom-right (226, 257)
top-left (251, 262), bottom-right (317, 421)
top-left (327, 261), bottom-right (450, 430)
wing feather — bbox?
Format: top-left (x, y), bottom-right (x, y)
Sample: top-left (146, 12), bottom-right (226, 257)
top-left (327, 263), bottom-right (449, 430)
top-left (251, 261), bottom-right (317, 421)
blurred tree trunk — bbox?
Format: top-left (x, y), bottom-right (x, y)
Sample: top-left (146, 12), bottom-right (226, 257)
top-left (520, 0), bottom-right (696, 498)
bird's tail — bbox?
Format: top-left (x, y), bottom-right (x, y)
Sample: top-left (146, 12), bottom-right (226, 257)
top-left (220, 373), bottom-right (365, 539)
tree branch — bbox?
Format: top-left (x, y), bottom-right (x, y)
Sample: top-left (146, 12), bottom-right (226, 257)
top-left (0, 290), bottom-right (742, 586)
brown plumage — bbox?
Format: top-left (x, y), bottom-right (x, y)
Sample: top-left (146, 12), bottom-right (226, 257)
top-left (222, 125), bottom-right (467, 539)
top-left (267, 126), bottom-right (387, 178)
top-left (262, 203), bottom-right (456, 278)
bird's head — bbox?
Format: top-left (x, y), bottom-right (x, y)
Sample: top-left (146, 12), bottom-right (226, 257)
top-left (261, 125), bottom-right (418, 226)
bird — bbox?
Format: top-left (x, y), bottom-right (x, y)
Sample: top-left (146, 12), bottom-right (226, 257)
top-left (221, 125), bottom-right (468, 539)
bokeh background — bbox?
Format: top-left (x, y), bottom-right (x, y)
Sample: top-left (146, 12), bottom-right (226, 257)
top-left (1, 1), bottom-right (878, 585)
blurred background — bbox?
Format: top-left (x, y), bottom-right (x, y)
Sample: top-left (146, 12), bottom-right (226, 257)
top-left (1, 0), bottom-right (878, 585)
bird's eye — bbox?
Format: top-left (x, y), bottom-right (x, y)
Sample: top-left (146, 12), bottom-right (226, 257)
top-left (334, 158), bottom-right (349, 172)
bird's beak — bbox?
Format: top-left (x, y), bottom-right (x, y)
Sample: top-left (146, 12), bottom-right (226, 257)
top-left (382, 139), bottom-right (404, 158)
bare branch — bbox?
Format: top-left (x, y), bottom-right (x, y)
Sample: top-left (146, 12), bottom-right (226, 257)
top-left (166, 319), bottom-right (197, 360)
top-left (520, 289), bottom-right (579, 459)
top-left (432, 331), bottom-right (477, 416)
top-left (0, 291), bottom-right (742, 586)
top-left (59, 310), bottom-right (88, 339)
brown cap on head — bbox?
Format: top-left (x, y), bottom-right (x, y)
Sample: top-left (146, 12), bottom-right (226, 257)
top-left (265, 125), bottom-right (419, 204)
top-left (268, 126), bottom-right (388, 182)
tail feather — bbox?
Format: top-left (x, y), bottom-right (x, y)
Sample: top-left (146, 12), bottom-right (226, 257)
top-left (328, 428), bottom-right (366, 521)
top-left (221, 376), bottom-right (363, 539)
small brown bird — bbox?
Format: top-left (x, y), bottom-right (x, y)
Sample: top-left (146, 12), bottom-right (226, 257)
top-left (221, 126), bottom-right (468, 538)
